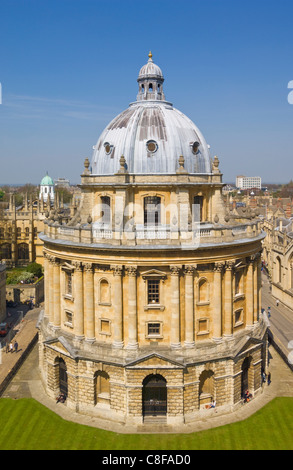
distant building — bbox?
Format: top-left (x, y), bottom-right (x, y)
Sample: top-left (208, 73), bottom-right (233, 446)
top-left (236, 175), bottom-right (261, 190)
top-left (39, 172), bottom-right (55, 203)
top-left (0, 263), bottom-right (6, 322)
top-left (55, 177), bottom-right (70, 188)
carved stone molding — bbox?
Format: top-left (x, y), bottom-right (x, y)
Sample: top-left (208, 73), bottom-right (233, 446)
top-left (184, 264), bottom-right (196, 275)
top-left (170, 265), bottom-right (181, 275)
top-left (83, 262), bottom-right (94, 273)
top-left (214, 262), bottom-right (224, 272)
top-left (125, 266), bottom-right (137, 277)
top-left (111, 265), bottom-right (123, 276)
top-left (72, 261), bottom-right (83, 272)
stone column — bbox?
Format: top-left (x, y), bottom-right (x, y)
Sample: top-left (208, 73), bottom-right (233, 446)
top-left (43, 252), bottom-right (50, 318)
top-left (83, 263), bottom-right (95, 341)
top-left (53, 257), bottom-right (61, 328)
top-left (223, 260), bottom-right (234, 337)
top-left (73, 261), bottom-right (84, 339)
top-left (125, 266), bottom-right (138, 349)
top-left (184, 265), bottom-right (195, 348)
top-left (246, 256), bottom-right (255, 327)
top-left (213, 262), bottom-right (224, 341)
top-left (111, 265), bottom-right (124, 348)
top-left (170, 265), bottom-right (181, 349)
top-left (48, 255), bottom-right (55, 325)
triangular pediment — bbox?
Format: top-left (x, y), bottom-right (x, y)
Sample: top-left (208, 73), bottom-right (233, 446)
top-left (44, 336), bottom-right (77, 358)
top-left (126, 352), bottom-right (185, 369)
top-left (141, 269), bottom-right (167, 280)
top-left (234, 335), bottom-right (264, 358)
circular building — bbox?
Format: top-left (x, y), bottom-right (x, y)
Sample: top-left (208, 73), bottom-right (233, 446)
top-left (38, 53), bottom-right (268, 427)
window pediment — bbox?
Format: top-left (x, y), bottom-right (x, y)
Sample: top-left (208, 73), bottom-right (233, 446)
top-left (141, 269), bottom-right (167, 280)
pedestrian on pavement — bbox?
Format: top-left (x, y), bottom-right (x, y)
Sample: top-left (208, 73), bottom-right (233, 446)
top-left (14, 341), bottom-right (18, 353)
top-left (9, 341), bottom-right (13, 353)
top-left (276, 299), bottom-right (279, 307)
top-left (268, 306), bottom-right (271, 318)
top-left (268, 372), bottom-right (271, 385)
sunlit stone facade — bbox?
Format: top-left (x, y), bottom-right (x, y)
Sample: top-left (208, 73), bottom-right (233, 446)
top-left (38, 54), bottom-right (268, 427)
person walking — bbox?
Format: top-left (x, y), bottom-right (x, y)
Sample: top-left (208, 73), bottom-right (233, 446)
top-left (276, 299), bottom-right (279, 307)
top-left (9, 341), bottom-right (13, 353)
top-left (14, 341), bottom-right (18, 353)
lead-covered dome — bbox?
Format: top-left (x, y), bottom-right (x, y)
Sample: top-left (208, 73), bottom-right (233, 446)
top-left (91, 53), bottom-right (212, 175)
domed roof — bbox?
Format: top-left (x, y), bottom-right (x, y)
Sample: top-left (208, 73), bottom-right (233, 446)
top-left (91, 54), bottom-right (212, 176)
top-left (138, 51), bottom-right (164, 79)
top-left (40, 172), bottom-right (54, 186)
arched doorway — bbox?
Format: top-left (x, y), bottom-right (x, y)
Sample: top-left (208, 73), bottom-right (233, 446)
top-left (142, 374), bottom-right (167, 417)
top-left (57, 358), bottom-right (68, 396)
top-left (241, 357), bottom-right (251, 397)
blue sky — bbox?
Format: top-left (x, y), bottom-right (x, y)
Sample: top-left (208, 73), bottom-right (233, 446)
top-left (0, 0), bottom-right (293, 185)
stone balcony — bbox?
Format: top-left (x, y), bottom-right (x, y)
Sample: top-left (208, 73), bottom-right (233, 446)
top-left (41, 219), bottom-right (264, 249)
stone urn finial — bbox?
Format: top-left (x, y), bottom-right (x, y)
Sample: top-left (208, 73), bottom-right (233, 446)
top-left (83, 157), bottom-right (90, 175)
top-left (117, 155), bottom-right (128, 174)
top-left (176, 155), bottom-right (188, 174)
top-left (212, 155), bottom-right (220, 174)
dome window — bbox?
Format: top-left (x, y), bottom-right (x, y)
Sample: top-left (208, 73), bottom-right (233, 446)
top-left (146, 140), bottom-right (158, 154)
top-left (104, 142), bottom-right (113, 156)
top-left (191, 141), bottom-right (200, 154)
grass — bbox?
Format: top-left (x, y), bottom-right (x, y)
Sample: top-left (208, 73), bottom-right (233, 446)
top-left (0, 397), bottom-right (292, 450)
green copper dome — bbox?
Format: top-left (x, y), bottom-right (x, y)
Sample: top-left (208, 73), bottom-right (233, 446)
top-left (40, 172), bottom-right (54, 186)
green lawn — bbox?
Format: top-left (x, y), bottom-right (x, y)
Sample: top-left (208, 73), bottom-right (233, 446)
top-left (0, 397), bottom-right (292, 450)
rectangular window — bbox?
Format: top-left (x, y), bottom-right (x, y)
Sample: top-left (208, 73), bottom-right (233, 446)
top-left (147, 322), bottom-right (161, 336)
top-left (147, 279), bottom-right (160, 304)
top-left (144, 196), bottom-right (161, 226)
top-left (64, 311), bottom-right (73, 328)
top-left (234, 309), bottom-right (243, 326)
top-left (65, 272), bottom-right (72, 296)
top-left (100, 319), bottom-right (111, 335)
top-left (194, 196), bottom-right (203, 222)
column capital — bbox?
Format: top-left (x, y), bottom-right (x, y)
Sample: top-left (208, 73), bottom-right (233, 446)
top-left (170, 265), bottom-right (181, 275)
top-left (83, 262), bottom-right (94, 272)
top-left (184, 264), bottom-right (196, 275)
top-left (214, 261), bottom-right (224, 272)
top-left (225, 260), bottom-right (235, 271)
top-left (125, 265), bottom-right (137, 277)
top-left (72, 260), bottom-right (83, 272)
top-left (111, 265), bottom-right (123, 276)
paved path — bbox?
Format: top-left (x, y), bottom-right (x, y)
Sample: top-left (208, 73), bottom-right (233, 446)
top-left (0, 308), bottom-right (293, 434)
top-left (261, 272), bottom-right (293, 361)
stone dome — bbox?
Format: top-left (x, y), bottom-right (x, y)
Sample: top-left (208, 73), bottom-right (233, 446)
top-left (138, 51), bottom-right (164, 79)
top-left (91, 54), bottom-right (212, 176)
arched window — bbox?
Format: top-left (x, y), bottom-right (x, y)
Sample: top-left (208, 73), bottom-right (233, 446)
top-left (94, 371), bottom-right (110, 404)
top-left (99, 279), bottom-right (111, 304)
top-left (144, 196), bottom-right (161, 226)
top-left (17, 243), bottom-right (29, 260)
top-left (198, 278), bottom-right (209, 303)
top-left (0, 243), bottom-right (11, 259)
top-left (149, 83), bottom-right (153, 91)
